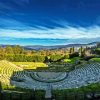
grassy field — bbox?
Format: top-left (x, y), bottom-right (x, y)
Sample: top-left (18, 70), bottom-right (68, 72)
top-left (13, 62), bottom-right (48, 70)
top-left (90, 58), bottom-right (100, 63)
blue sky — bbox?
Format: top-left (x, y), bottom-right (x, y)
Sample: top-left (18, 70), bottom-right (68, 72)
top-left (0, 0), bottom-right (100, 45)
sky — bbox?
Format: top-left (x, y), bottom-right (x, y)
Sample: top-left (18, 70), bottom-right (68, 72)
top-left (0, 0), bottom-right (100, 46)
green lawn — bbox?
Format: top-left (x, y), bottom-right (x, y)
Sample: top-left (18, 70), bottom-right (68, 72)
top-left (13, 62), bottom-right (48, 70)
top-left (63, 57), bottom-right (81, 64)
top-left (90, 58), bottom-right (100, 62)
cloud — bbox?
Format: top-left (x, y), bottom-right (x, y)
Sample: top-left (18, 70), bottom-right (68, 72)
top-left (0, 0), bottom-right (30, 13)
top-left (0, 18), bottom-right (100, 45)
top-left (0, 18), bottom-right (100, 41)
top-left (0, 24), bottom-right (100, 39)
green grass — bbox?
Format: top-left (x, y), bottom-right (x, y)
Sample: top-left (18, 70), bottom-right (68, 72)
top-left (52, 82), bottom-right (100, 100)
top-left (62, 57), bottom-right (81, 63)
top-left (96, 48), bottom-right (100, 51)
top-left (90, 58), bottom-right (100, 62)
top-left (13, 62), bottom-right (48, 70)
top-left (62, 59), bottom-right (71, 63)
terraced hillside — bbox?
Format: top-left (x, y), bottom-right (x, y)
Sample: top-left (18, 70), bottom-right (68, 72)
top-left (13, 62), bottom-right (48, 70)
top-left (0, 60), bottom-right (23, 85)
top-left (0, 60), bottom-right (100, 90)
top-left (52, 62), bottom-right (100, 89)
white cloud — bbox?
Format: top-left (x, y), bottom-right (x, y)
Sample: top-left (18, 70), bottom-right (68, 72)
top-left (0, 25), bottom-right (100, 39)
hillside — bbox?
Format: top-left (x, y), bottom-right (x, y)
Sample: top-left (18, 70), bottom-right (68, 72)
top-left (0, 42), bottom-right (98, 50)
top-left (0, 60), bottom-right (100, 90)
top-left (0, 60), bottom-right (23, 85)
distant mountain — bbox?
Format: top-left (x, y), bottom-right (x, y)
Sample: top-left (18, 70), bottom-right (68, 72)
top-left (0, 42), bottom-right (99, 50)
top-left (0, 44), bottom-right (15, 47)
top-left (23, 42), bottom-right (98, 50)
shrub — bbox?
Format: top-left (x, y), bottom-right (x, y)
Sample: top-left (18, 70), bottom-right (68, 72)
top-left (69, 52), bottom-right (79, 58)
top-left (50, 55), bottom-right (63, 62)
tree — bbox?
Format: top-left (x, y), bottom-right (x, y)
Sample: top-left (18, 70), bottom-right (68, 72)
top-left (13, 45), bottom-right (24, 54)
top-left (0, 47), bottom-right (6, 60)
top-left (69, 48), bottom-right (73, 54)
top-left (97, 43), bottom-right (100, 48)
top-left (69, 52), bottom-right (79, 58)
top-left (5, 46), bottom-right (14, 54)
top-left (32, 55), bottom-right (45, 62)
top-left (0, 82), bottom-right (2, 99)
top-left (44, 56), bottom-right (50, 63)
top-left (95, 48), bottom-right (100, 55)
top-left (63, 54), bottom-right (69, 59)
top-left (72, 47), bottom-right (75, 53)
top-left (79, 46), bottom-right (84, 57)
top-left (50, 55), bottom-right (63, 62)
